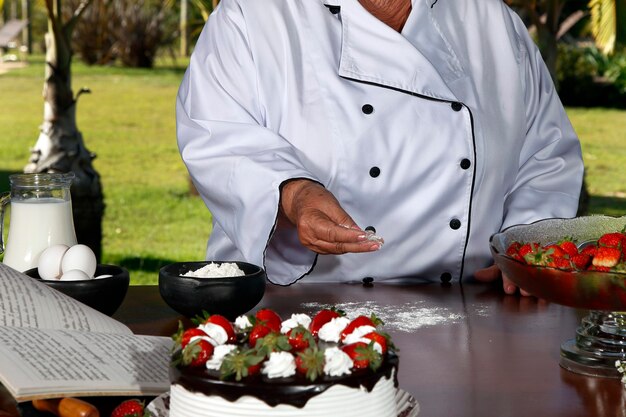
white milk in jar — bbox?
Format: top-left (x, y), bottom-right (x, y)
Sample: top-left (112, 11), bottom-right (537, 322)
top-left (2, 198), bottom-right (77, 272)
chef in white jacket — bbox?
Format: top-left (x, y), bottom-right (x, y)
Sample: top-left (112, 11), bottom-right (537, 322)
top-left (176, 0), bottom-right (584, 291)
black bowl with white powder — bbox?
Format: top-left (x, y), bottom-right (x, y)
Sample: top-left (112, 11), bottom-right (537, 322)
top-left (158, 261), bottom-right (266, 320)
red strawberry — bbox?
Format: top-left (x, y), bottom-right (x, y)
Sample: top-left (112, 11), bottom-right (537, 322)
top-left (254, 331), bottom-right (292, 356)
top-left (341, 341), bottom-right (383, 370)
top-left (340, 314), bottom-right (382, 341)
top-left (287, 325), bottom-right (314, 351)
top-left (598, 232), bottom-right (625, 248)
top-left (571, 253), bottom-right (591, 271)
top-left (592, 246), bottom-right (621, 268)
top-left (558, 239), bottom-right (579, 258)
top-left (204, 314), bottom-right (236, 343)
top-left (581, 244), bottom-right (598, 257)
top-left (180, 328), bottom-right (208, 348)
top-left (110, 399), bottom-right (148, 417)
top-left (220, 349), bottom-right (265, 381)
top-left (255, 309), bottom-right (282, 331)
top-left (295, 347), bottom-right (325, 381)
top-left (249, 324), bottom-right (273, 347)
top-left (506, 242), bottom-right (524, 261)
top-left (182, 339), bottom-right (214, 367)
top-left (518, 242), bottom-right (541, 261)
top-left (362, 331), bottom-right (390, 354)
top-left (310, 308), bottom-right (344, 337)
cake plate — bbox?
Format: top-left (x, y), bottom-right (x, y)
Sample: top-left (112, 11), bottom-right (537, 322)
top-left (490, 215), bottom-right (626, 378)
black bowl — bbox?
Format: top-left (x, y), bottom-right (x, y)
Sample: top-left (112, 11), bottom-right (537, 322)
top-left (158, 261), bottom-right (266, 320)
top-left (24, 264), bottom-right (130, 316)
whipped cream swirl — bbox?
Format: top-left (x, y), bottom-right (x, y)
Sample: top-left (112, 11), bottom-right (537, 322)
top-left (198, 322), bottom-right (228, 346)
top-left (323, 347), bottom-right (353, 377)
top-left (205, 344), bottom-right (238, 370)
top-left (280, 313), bottom-right (312, 334)
top-left (262, 351), bottom-right (296, 379)
top-left (318, 317), bottom-right (350, 343)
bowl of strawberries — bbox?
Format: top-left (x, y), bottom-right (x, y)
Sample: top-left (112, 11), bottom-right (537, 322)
top-left (490, 215), bottom-right (626, 311)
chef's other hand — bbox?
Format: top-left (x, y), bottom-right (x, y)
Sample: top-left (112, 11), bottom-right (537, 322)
top-left (279, 179), bottom-right (382, 255)
top-left (474, 264), bottom-right (532, 296)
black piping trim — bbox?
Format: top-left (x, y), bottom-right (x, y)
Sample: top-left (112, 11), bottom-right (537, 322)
top-left (339, 76), bottom-right (477, 284)
top-left (323, 4), bottom-right (341, 14)
top-left (430, 0), bottom-right (439, 7)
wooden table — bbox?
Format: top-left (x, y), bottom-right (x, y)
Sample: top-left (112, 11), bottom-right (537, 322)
top-left (4, 282), bottom-right (626, 416)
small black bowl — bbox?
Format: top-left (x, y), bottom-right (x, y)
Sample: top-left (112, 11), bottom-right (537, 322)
top-left (158, 261), bottom-right (266, 321)
top-left (24, 264), bottom-right (130, 316)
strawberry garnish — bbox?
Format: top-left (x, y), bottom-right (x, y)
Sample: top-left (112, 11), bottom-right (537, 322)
top-left (340, 314), bottom-right (382, 340)
top-left (180, 328), bottom-right (208, 348)
top-left (203, 314), bottom-right (236, 343)
top-left (249, 324), bottom-right (273, 348)
top-left (341, 341), bottom-right (382, 371)
top-left (505, 241), bottom-right (523, 261)
top-left (254, 331), bottom-right (292, 357)
top-left (581, 244), bottom-right (598, 257)
top-left (518, 242), bottom-right (541, 261)
top-left (287, 325), bottom-right (314, 351)
top-left (571, 253), bottom-right (591, 271)
top-left (592, 246), bottom-right (621, 268)
top-left (110, 399), bottom-right (148, 417)
top-left (255, 309), bottom-right (282, 332)
top-left (220, 349), bottom-right (265, 381)
top-left (362, 331), bottom-right (392, 354)
top-left (295, 347), bottom-right (325, 381)
top-left (181, 339), bottom-right (214, 367)
top-left (309, 308), bottom-right (344, 337)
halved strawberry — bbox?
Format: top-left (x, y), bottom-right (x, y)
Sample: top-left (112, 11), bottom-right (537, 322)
top-left (592, 246), bottom-right (621, 268)
top-left (341, 341), bottom-right (382, 371)
top-left (309, 308), bottom-right (344, 337)
top-left (182, 339), bottom-right (214, 367)
top-left (287, 325), bottom-right (314, 351)
top-left (295, 347), bottom-right (325, 381)
top-left (340, 314), bottom-right (382, 340)
top-left (180, 328), bottom-right (209, 348)
top-left (255, 309), bottom-right (282, 332)
top-left (362, 331), bottom-right (391, 354)
top-left (203, 314), bottom-right (236, 343)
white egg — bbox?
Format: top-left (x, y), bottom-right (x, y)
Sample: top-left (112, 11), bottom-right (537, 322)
top-left (60, 269), bottom-right (92, 281)
top-left (37, 244), bottom-right (70, 280)
top-left (61, 244), bottom-right (97, 278)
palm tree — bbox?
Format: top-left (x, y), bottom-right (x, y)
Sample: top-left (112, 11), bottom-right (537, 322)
top-left (589, 0), bottom-right (626, 54)
top-left (24, 0), bottom-right (105, 261)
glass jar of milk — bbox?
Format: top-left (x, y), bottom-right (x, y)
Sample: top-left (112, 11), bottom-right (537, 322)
top-left (0, 173), bottom-right (77, 272)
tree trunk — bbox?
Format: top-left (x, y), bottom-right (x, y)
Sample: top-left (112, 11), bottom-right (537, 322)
top-left (24, 0), bottom-right (104, 261)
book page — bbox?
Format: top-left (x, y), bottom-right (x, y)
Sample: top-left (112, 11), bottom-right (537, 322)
top-left (0, 263), bottom-right (131, 335)
top-left (0, 326), bottom-right (172, 401)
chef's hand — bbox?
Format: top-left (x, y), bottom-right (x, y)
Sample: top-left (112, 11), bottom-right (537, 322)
top-left (279, 179), bottom-right (382, 255)
top-left (474, 264), bottom-right (532, 296)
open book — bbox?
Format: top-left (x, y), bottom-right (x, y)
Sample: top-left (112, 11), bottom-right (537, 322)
top-left (0, 263), bottom-right (172, 402)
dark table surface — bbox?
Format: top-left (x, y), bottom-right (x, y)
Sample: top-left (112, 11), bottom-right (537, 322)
top-left (2, 282), bottom-right (625, 417)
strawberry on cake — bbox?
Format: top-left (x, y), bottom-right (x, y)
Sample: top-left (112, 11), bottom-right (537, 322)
top-left (169, 308), bottom-right (400, 417)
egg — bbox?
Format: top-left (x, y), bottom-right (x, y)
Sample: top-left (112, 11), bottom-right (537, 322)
top-left (61, 244), bottom-right (97, 278)
top-left (37, 244), bottom-right (70, 280)
top-left (60, 269), bottom-right (92, 281)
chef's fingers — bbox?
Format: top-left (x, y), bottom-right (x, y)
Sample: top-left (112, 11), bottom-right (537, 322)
top-left (475, 265), bottom-right (533, 297)
top-left (297, 213), bottom-right (381, 254)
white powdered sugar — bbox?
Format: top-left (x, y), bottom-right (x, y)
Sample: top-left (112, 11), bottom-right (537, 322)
top-left (183, 262), bottom-right (245, 278)
top-left (302, 300), bottom-right (488, 333)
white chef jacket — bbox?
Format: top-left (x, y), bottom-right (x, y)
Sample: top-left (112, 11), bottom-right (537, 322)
top-left (176, 0), bottom-right (584, 285)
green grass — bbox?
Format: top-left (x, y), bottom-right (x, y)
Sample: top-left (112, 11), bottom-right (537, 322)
top-left (0, 55), bottom-right (625, 284)
top-left (0, 55), bottom-right (209, 284)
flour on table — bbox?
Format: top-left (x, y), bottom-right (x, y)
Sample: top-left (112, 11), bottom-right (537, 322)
top-left (302, 301), bottom-right (492, 332)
